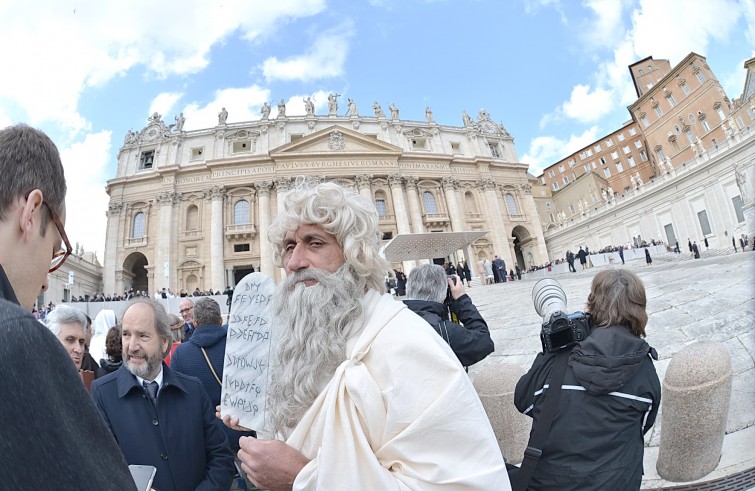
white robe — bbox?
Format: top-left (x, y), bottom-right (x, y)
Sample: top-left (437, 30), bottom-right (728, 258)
top-left (288, 290), bottom-right (510, 490)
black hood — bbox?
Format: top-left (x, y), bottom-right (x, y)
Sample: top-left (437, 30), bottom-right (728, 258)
top-left (402, 299), bottom-right (447, 326)
top-left (99, 358), bottom-right (123, 374)
top-left (569, 325), bottom-right (657, 395)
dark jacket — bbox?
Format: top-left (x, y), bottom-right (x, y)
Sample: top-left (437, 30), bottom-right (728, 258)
top-left (171, 323), bottom-right (256, 450)
top-left (514, 326), bottom-right (661, 491)
top-left (97, 357), bottom-right (123, 378)
top-left (91, 364), bottom-right (235, 491)
top-left (403, 294), bottom-right (494, 367)
top-left (0, 266), bottom-right (136, 490)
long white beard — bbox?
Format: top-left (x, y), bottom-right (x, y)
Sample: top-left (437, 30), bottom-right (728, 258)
top-left (267, 264), bottom-right (365, 435)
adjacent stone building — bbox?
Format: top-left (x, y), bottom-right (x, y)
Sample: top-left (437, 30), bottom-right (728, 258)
top-left (537, 53), bottom-right (754, 259)
top-left (103, 106), bottom-right (548, 295)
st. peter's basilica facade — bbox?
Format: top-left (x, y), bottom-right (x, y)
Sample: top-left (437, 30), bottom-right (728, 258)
top-left (103, 100), bottom-right (547, 295)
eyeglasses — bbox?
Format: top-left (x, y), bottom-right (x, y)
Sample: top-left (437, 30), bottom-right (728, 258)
top-left (179, 307), bottom-right (193, 314)
top-left (30, 194), bottom-right (72, 273)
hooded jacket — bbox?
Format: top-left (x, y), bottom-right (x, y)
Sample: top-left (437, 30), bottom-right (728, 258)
top-left (514, 325), bottom-right (661, 491)
top-left (170, 323), bottom-right (255, 450)
top-left (403, 293), bottom-right (494, 367)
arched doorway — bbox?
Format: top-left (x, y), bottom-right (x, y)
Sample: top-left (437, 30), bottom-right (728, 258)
top-left (123, 252), bottom-right (149, 293)
top-left (511, 225), bottom-right (533, 270)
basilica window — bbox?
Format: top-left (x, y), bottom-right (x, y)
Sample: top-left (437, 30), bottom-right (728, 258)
top-left (616, 162), bottom-right (624, 173)
top-left (375, 191), bottom-right (388, 218)
top-left (654, 105), bottom-right (664, 118)
top-left (603, 168), bottom-right (611, 178)
top-left (465, 191), bottom-right (479, 215)
top-left (667, 94), bottom-right (677, 107)
top-left (627, 156), bottom-right (636, 167)
top-left (701, 120), bottom-right (710, 132)
top-left (685, 130), bottom-right (694, 144)
top-left (186, 205), bottom-right (199, 231)
top-left (640, 150), bottom-right (648, 161)
top-left (640, 114), bottom-right (650, 128)
top-left (132, 212), bottom-right (145, 238)
top-left (681, 83), bottom-right (690, 95)
top-left (716, 107), bottom-right (725, 121)
top-left (629, 127), bottom-right (637, 136)
top-left (634, 140), bottom-right (643, 148)
top-left (505, 193), bottom-right (519, 215)
top-left (234, 200), bottom-right (250, 225)
top-left (695, 70), bottom-right (705, 84)
top-left (423, 191), bottom-right (438, 214)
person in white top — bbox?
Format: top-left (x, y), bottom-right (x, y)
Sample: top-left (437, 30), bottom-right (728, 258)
top-left (223, 181), bottom-right (510, 490)
top-left (89, 309), bottom-right (116, 364)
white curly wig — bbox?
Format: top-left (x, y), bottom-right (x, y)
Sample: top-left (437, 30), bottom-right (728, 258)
top-left (268, 180), bottom-right (389, 294)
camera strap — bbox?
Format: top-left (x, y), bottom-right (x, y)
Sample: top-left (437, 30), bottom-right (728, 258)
top-left (514, 349), bottom-right (571, 491)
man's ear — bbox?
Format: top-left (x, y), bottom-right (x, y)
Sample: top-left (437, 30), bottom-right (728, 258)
top-left (19, 189), bottom-right (44, 239)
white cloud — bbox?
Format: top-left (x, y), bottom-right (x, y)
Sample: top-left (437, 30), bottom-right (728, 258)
top-left (540, 0), bottom-right (747, 128)
top-left (261, 22), bottom-right (355, 82)
top-left (579, 0), bottom-right (625, 50)
top-left (521, 126), bottom-right (601, 176)
top-left (59, 131), bottom-right (113, 261)
top-left (0, 0), bottom-right (326, 133)
top-left (181, 85), bottom-right (272, 129)
top-left (149, 92), bottom-right (184, 119)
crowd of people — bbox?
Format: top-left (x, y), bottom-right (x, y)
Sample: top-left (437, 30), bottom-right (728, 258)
top-left (63, 286), bottom-right (228, 304)
top-left (1, 123), bottom-right (676, 490)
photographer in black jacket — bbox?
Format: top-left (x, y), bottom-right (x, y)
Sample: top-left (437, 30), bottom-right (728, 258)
top-left (514, 269), bottom-right (661, 491)
top-left (403, 263), bottom-right (494, 367)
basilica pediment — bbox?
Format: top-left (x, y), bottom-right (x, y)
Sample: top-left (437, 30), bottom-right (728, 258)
top-left (271, 126), bottom-right (403, 157)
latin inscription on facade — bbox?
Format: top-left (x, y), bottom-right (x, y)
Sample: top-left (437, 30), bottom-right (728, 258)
top-left (276, 159), bottom-right (396, 170)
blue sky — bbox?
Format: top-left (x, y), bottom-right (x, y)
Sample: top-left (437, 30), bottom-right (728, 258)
top-left (1, 0), bottom-right (753, 260)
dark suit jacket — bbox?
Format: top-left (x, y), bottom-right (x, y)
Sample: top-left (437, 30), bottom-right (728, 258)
top-left (91, 364), bottom-right (234, 491)
top-left (0, 266), bottom-right (136, 490)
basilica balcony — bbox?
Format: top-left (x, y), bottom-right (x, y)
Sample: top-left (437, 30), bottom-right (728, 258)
top-left (126, 237), bottom-right (147, 248)
top-left (465, 213), bottom-right (484, 223)
top-left (180, 230), bottom-right (204, 241)
top-left (423, 213), bottom-right (451, 227)
top-left (225, 223), bottom-right (257, 240)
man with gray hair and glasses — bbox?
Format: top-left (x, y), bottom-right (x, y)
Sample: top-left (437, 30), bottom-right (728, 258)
top-left (404, 263), bottom-right (494, 368)
top-left (0, 124), bottom-right (136, 489)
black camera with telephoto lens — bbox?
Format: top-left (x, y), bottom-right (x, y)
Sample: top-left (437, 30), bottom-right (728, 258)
top-left (532, 279), bottom-right (591, 353)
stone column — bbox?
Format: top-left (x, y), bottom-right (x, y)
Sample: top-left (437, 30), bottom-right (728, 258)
top-left (103, 202), bottom-right (123, 294)
top-left (519, 183), bottom-right (548, 266)
top-left (389, 174), bottom-right (416, 271)
top-left (257, 181), bottom-right (274, 278)
top-left (404, 176), bottom-right (425, 233)
top-left (209, 185), bottom-right (225, 292)
top-left (478, 179), bottom-right (514, 267)
top-left (442, 176), bottom-right (464, 232)
top-left (154, 191), bottom-right (174, 292)
top-left (275, 176), bottom-right (293, 213)
top-left (226, 267), bottom-right (234, 288)
top-left (388, 174), bottom-right (411, 235)
top-left (355, 174), bottom-right (373, 201)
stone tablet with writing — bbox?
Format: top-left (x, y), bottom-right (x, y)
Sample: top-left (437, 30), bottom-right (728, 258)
top-left (221, 272), bottom-right (275, 433)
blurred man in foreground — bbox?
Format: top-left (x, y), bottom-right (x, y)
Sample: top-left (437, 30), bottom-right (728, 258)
top-left (0, 124), bottom-right (135, 488)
